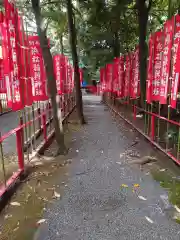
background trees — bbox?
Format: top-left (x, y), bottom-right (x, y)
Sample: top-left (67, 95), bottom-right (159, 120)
top-left (17, 0), bottom-right (180, 120)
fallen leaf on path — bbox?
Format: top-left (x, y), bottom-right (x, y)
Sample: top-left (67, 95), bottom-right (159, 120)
top-left (138, 195), bottom-right (147, 201)
top-left (116, 162), bottom-right (121, 165)
top-left (145, 216), bottom-right (154, 224)
top-left (53, 191), bottom-right (61, 199)
top-left (159, 169), bottom-right (166, 172)
top-left (136, 114), bottom-right (143, 118)
top-left (133, 184), bottom-right (140, 188)
top-left (5, 214), bottom-right (12, 219)
top-left (37, 219), bottom-right (46, 225)
top-left (10, 202), bottom-right (21, 206)
top-left (46, 187), bottom-right (55, 191)
top-left (174, 205), bottom-right (180, 213)
top-left (121, 184), bottom-right (128, 188)
top-left (13, 227), bottom-right (19, 232)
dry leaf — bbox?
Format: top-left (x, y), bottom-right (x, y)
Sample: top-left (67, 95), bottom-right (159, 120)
top-left (116, 162), bottom-right (121, 165)
top-left (138, 195), bottom-right (147, 201)
top-left (145, 216), bottom-right (154, 224)
top-left (174, 205), bottom-right (180, 213)
top-left (133, 184), bottom-right (140, 188)
top-left (37, 219), bottom-right (46, 225)
top-left (121, 184), bottom-right (128, 188)
top-left (159, 169), bottom-right (166, 172)
top-left (10, 202), bottom-right (21, 206)
top-left (53, 191), bottom-right (61, 199)
top-left (13, 227), bottom-right (19, 232)
top-left (5, 214), bottom-right (12, 219)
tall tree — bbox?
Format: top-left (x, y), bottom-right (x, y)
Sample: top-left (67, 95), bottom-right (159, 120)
top-left (136, 0), bottom-right (152, 106)
top-left (66, 0), bottom-right (85, 124)
top-left (31, 0), bottom-right (67, 155)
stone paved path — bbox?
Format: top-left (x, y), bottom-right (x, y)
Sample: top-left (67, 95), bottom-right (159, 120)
top-left (35, 95), bottom-right (180, 240)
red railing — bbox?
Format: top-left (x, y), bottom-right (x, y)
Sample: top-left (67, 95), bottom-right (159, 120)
top-left (104, 94), bottom-right (180, 166)
top-left (0, 93), bottom-right (76, 199)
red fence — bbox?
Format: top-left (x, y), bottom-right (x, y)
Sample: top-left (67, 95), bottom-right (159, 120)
top-left (104, 93), bottom-right (180, 166)
top-left (0, 93), bottom-right (75, 199)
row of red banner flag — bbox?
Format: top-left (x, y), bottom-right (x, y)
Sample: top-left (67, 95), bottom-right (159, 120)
top-left (99, 47), bottom-right (140, 100)
top-left (99, 14), bottom-right (180, 109)
top-left (146, 15), bottom-right (180, 108)
top-left (0, 0), bottom-right (81, 111)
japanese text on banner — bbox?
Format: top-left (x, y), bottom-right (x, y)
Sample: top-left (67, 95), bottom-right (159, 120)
top-left (151, 31), bottom-right (163, 101)
top-left (124, 55), bottom-right (130, 97)
top-left (131, 47), bottom-right (140, 99)
top-left (146, 34), bottom-right (154, 103)
top-left (117, 56), bottom-right (124, 98)
top-left (160, 19), bottom-right (173, 104)
top-left (4, 0), bottom-right (25, 110)
top-left (170, 15), bottom-right (180, 109)
top-left (29, 35), bottom-right (48, 101)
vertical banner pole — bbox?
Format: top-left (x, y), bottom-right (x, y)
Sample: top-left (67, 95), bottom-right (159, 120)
top-left (0, 132), bottom-right (6, 187)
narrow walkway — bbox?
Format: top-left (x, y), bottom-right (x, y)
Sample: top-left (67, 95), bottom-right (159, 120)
top-left (35, 96), bottom-right (180, 240)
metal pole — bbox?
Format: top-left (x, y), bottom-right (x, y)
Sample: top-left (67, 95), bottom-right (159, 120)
top-left (0, 132), bottom-right (6, 187)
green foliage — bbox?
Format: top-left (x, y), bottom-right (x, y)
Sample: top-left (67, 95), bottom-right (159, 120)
top-left (15, 0), bottom-right (180, 81)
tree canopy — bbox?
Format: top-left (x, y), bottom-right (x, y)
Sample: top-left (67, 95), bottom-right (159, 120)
top-left (15, 0), bottom-right (180, 82)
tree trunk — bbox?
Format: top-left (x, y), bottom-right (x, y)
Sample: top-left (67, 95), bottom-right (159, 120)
top-left (136, 0), bottom-right (150, 107)
top-left (168, 0), bottom-right (172, 19)
top-left (66, 0), bottom-right (86, 124)
top-left (60, 34), bottom-right (64, 54)
top-left (113, 31), bottom-right (120, 58)
top-left (31, 0), bottom-right (66, 155)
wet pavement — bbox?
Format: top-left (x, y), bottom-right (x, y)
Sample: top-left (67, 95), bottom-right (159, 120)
top-left (34, 95), bottom-right (180, 240)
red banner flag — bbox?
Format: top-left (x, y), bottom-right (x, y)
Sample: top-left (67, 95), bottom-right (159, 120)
top-left (68, 65), bottom-right (73, 93)
top-left (112, 58), bottom-right (119, 94)
top-left (63, 56), bottom-right (68, 94)
top-left (59, 55), bottom-right (67, 94)
top-left (18, 16), bottom-right (33, 106)
top-left (146, 34), bottom-right (154, 103)
top-left (0, 13), bottom-right (6, 94)
top-left (107, 63), bottom-right (113, 92)
top-left (151, 31), bottom-right (163, 102)
top-left (170, 15), bottom-right (180, 109)
top-left (124, 55), bottom-right (130, 97)
top-left (79, 68), bottom-right (83, 84)
top-left (130, 52), bottom-right (135, 98)
top-left (130, 47), bottom-right (140, 99)
top-left (134, 47), bottom-right (140, 98)
top-left (4, 0), bottom-right (25, 110)
top-left (53, 55), bottom-right (62, 94)
top-left (159, 19), bottom-right (174, 104)
top-left (28, 35), bottom-right (48, 101)
top-left (117, 56), bottom-right (124, 98)
top-left (100, 67), bottom-right (106, 93)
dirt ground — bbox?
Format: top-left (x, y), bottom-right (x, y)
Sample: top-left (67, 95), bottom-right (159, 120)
top-left (0, 110), bottom-right (81, 240)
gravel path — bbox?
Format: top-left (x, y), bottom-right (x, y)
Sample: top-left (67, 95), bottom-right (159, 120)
top-left (34, 95), bottom-right (180, 240)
